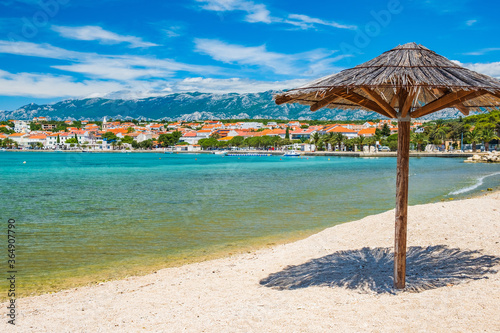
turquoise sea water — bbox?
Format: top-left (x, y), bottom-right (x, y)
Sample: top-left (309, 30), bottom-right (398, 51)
top-left (1, 152), bottom-right (499, 296)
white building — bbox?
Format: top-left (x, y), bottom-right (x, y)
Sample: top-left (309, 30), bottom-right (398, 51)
top-left (8, 133), bottom-right (27, 145)
top-left (239, 122), bottom-right (263, 130)
top-left (181, 132), bottom-right (198, 145)
top-left (174, 144), bottom-right (202, 152)
top-left (45, 134), bottom-right (59, 148)
top-left (25, 134), bottom-right (47, 147)
top-left (13, 120), bottom-right (30, 133)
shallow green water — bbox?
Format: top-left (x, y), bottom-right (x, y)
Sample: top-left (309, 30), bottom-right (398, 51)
top-left (1, 152), bottom-right (499, 297)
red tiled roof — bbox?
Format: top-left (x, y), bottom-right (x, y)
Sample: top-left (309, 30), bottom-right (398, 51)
top-left (358, 128), bottom-right (376, 135)
top-left (326, 126), bottom-right (357, 133)
top-left (28, 134), bottom-right (47, 139)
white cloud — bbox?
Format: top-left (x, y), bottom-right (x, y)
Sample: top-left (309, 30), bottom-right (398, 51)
top-left (195, 38), bottom-right (288, 73)
top-left (452, 60), bottom-right (500, 78)
top-left (163, 26), bottom-right (183, 38)
top-left (194, 38), bottom-right (345, 76)
top-left (196, 0), bottom-right (355, 30)
top-left (52, 25), bottom-right (159, 48)
top-left (196, 0), bottom-right (272, 23)
top-left (465, 19), bottom-right (477, 26)
top-left (52, 56), bottom-right (220, 81)
top-left (0, 40), bottom-right (220, 80)
top-left (286, 14), bottom-right (356, 30)
top-left (463, 47), bottom-right (500, 56)
top-left (0, 69), bottom-right (125, 98)
top-left (0, 40), bottom-right (82, 60)
top-left (171, 77), bottom-right (308, 94)
top-left (100, 77), bottom-right (310, 99)
top-left (52, 62), bottom-right (168, 81)
top-left (0, 65), bottom-right (313, 101)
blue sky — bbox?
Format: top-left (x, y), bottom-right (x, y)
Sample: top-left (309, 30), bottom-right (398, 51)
top-left (0, 0), bottom-right (499, 110)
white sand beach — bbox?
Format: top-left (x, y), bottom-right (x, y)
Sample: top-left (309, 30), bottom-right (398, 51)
top-left (2, 192), bottom-right (500, 332)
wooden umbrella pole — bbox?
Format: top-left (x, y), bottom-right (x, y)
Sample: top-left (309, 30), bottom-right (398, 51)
top-left (394, 115), bottom-right (411, 289)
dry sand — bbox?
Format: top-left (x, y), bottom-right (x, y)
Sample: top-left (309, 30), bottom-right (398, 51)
top-left (2, 192), bottom-right (500, 332)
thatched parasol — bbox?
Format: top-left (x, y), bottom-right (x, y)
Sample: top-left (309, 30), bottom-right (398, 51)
top-left (275, 42), bottom-right (500, 289)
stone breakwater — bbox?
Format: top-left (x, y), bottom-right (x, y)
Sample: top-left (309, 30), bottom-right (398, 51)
top-left (465, 151), bottom-right (500, 163)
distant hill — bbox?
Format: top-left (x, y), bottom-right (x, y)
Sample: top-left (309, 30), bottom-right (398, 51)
top-left (0, 91), bottom-right (467, 121)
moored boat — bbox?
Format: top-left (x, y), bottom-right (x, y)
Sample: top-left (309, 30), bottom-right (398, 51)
top-left (283, 150), bottom-right (300, 157)
top-left (212, 150), bottom-right (228, 155)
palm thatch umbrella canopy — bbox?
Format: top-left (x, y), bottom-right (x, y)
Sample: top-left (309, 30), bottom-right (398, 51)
top-left (275, 42), bottom-right (500, 289)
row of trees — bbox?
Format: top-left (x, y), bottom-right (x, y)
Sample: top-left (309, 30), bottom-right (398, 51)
top-left (414, 111), bottom-right (500, 151)
top-left (198, 135), bottom-right (297, 149)
top-left (0, 138), bottom-right (17, 148)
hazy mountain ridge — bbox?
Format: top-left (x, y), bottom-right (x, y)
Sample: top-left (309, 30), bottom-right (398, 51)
top-left (0, 91), bottom-right (467, 121)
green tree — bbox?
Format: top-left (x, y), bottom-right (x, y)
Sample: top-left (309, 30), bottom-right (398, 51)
top-left (344, 138), bottom-right (355, 151)
top-left (411, 133), bottom-right (427, 152)
top-left (198, 137), bottom-right (219, 149)
top-left (127, 127), bottom-right (135, 133)
top-left (0, 127), bottom-right (14, 134)
top-left (102, 131), bottom-right (117, 142)
top-left (310, 132), bottom-right (321, 146)
top-left (30, 123), bottom-right (42, 131)
top-left (446, 122), bottom-right (466, 149)
top-left (172, 131), bottom-right (182, 144)
top-left (323, 132), bottom-right (334, 151)
top-left (466, 128), bottom-right (482, 152)
top-left (139, 139), bottom-right (154, 149)
top-left (0, 121), bottom-right (15, 127)
top-left (228, 136), bottom-right (245, 147)
top-left (381, 123), bottom-right (391, 137)
top-left (481, 128), bottom-right (499, 152)
top-left (158, 131), bottom-right (182, 147)
top-left (3, 138), bottom-right (17, 149)
top-left (121, 136), bottom-right (134, 144)
top-left (355, 135), bottom-right (365, 151)
top-left (332, 133), bottom-right (346, 151)
top-left (285, 127), bottom-right (290, 140)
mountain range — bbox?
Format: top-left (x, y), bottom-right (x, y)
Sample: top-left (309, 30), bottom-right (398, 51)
top-left (0, 91), bottom-right (468, 122)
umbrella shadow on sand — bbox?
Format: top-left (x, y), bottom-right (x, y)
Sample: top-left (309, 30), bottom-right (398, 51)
top-left (259, 245), bottom-right (500, 294)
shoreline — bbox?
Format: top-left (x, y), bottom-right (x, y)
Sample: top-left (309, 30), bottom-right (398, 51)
top-left (4, 186), bottom-right (497, 302)
top-left (0, 149), bottom-right (485, 158)
top-left (2, 191), bottom-right (499, 331)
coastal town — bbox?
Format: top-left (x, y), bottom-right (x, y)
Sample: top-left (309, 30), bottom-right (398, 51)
top-left (1, 114), bottom-right (498, 153)
top-left (0, 116), bottom-right (417, 151)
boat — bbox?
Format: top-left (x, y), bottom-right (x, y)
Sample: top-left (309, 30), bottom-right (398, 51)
top-left (283, 150), bottom-right (301, 157)
top-left (212, 150), bottom-right (228, 155)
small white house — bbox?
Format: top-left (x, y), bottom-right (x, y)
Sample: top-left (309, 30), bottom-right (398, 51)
top-left (181, 132), bottom-right (199, 145)
top-left (239, 122), bottom-right (263, 130)
top-left (174, 144), bottom-right (202, 151)
top-left (13, 120), bottom-right (30, 133)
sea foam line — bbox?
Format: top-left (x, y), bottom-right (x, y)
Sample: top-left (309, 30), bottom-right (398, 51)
top-left (448, 171), bottom-right (500, 195)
